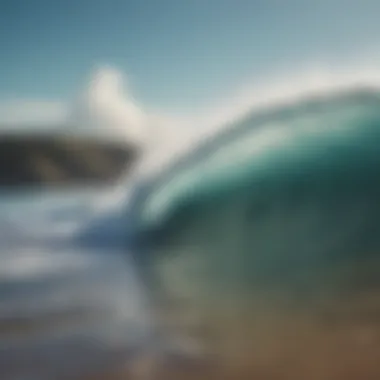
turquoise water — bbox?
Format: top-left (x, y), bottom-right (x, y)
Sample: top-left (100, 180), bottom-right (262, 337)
top-left (135, 89), bottom-right (380, 377)
top-left (140, 89), bottom-right (380, 284)
top-left (141, 89), bottom-right (380, 229)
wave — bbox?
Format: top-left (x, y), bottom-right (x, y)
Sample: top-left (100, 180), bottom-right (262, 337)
top-left (138, 87), bottom-right (380, 228)
top-left (132, 87), bottom-right (380, 367)
top-left (129, 85), bottom-right (380, 307)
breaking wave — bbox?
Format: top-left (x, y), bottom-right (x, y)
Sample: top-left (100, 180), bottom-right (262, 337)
top-left (136, 86), bottom-right (380, 303)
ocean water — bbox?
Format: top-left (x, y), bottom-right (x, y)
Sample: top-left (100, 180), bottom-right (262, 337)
top-left (136, 88), bottom-right (380, 379)
top-left (0, 189), bottom-right (155, 380)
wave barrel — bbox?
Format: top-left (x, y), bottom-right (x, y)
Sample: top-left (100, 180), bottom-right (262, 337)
top-left (137, 90), bottom-right (380, 379)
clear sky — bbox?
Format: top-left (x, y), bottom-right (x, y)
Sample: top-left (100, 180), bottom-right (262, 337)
top-left (1, 0), bottom-right (380, 112)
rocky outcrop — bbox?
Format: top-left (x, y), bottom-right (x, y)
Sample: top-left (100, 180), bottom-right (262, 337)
top-left (0, 134), bottom-right (138, 187)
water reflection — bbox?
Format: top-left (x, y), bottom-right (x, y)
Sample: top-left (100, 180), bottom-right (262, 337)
top-left (0, 243), bottom-right (152, 379)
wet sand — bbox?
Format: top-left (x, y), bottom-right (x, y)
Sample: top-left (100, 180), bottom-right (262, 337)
top-left (5, 291), bottom-right (380, 380)
top-left (140, 259), bottom-right (380, 380)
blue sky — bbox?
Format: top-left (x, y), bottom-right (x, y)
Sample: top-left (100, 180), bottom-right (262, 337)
top-left (1, 0), bottom-right (380, 171)
top-left (1, 0), bottom-right (380, 110)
